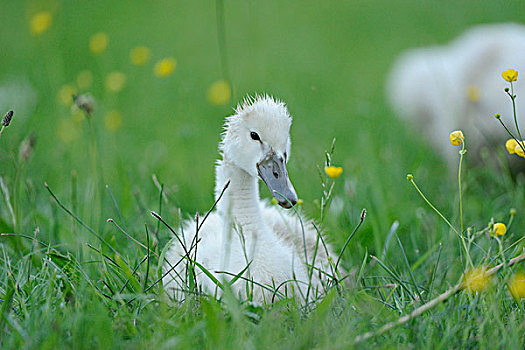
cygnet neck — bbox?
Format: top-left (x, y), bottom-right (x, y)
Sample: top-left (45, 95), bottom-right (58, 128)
top-left (215, 157), bottom-right (262, 230)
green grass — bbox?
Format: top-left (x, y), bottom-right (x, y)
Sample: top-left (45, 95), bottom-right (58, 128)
top-left (1, 0), bottom-right (525, 348)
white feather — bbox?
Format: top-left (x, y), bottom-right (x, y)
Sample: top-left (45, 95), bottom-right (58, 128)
top-left (386, 23), bottom-right (525, 166)
top-left (163, 95), bottom-right (335, 303)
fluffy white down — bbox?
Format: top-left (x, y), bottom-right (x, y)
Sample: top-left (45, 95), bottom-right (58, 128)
top-left (163, 95), bottom-right (335, 304)
top-left (386, 23), bottom-right (525, 166)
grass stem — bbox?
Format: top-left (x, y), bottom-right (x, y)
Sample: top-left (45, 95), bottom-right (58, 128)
top-left (355, 249), bottom-right (525, 343)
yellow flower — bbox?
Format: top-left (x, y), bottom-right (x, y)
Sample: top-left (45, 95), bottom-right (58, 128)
top-left (76, 70), bottom-right (93, 90)
top-left (492, 222), bottom-right (507, 236)
top-left (466, 85), bottom-right (480, 102)
top-left (56, 119), bottom-right (80, 144)
top-left (206, 80), bottom-right (231, 105)
top-left (105, 71), bottom-right (126, 93)
top-left (104, 110), bottom-right (123, 132)
top-left (449, 130), bottom-right (464, 146)
top-left (57, 84), bottom-right (77, 106)
top-left (502, 68), bottom-right (518, 82)
top-left (130, 46), bottom-right (151, 66)
top-left (461, 266), bottom-right (491, 293)
top-left (515, 141), bottom-right (525, 158)
top-left (30, 12), bottom-right (52, 36)
top-left (71, 109), bottom-right (85, 124)
top-left (505, 139), bottom-right (518, 154)
top-left (297, 199), bottom-right (304, 206)
top-left (154, 58), bottom-right (177, 77)
top-left (89, 32), bottom-right (109, 55)
top-left (325, 166), bottom-right (343, 179)
top-left (508, 272), bottom-right (525, 300)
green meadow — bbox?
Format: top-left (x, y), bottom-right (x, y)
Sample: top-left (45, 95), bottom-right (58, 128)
top-left (1, 0), bottom-right (525, 348)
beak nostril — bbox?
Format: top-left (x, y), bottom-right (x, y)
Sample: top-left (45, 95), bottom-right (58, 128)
top-left (273, 172), bottom-right (279, 179)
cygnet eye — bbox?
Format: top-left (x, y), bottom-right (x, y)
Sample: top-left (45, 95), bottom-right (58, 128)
top-left (250, 131), bottom-right (260, 141)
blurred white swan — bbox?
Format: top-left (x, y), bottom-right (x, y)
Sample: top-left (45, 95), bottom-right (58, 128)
top-left (386, 23), bottom-right (525, 166)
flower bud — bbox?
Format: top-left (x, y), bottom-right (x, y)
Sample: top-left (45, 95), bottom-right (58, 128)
top-left (449, 130), bottom-right (465, 146)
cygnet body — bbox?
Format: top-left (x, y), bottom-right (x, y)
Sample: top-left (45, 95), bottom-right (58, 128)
top-left (163, 95), bottom-right (335, 303)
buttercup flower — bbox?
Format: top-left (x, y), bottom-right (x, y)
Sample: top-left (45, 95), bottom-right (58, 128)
top-left (56, 119), bottom-right (80, 144)
top-left (76, 70), bottom-right (93, 90)
top-left (71, 109), bottom-right (85, 124)
top-left (461, 266), bottom-right (491, 293)
top-left (105, 71), bottom-right (126, 93)
top-left (449, 130), bottom-right (464, 146)
top-left (502, 68), bottom-right (518, 82)
top-left (30, 12), bottom-right (52, 36)
top-left (508, 272), bottom-right (525, 299)
top-left (505, 139), bottom-right (518, 154)
top-left (206, 80), bottom-right (231, 105)
top-left (154, 58), bottom-right (177, 77)
top-left (104, 110), bottom-right (123, 132)
top-left (515, 141), bottom-right (525, 158)
top-left (325, 166), bottom-right (343, 179)
top-left (89, 32), bottom-right (109, 55)
top-left (130, 46), bottom-right (151, 66)
top-left (492, 222), bottom-right (506, 237)
top-left (466, 85), bottom-right (480, 102)
top-left (57, 84), bottom-right (77, 106)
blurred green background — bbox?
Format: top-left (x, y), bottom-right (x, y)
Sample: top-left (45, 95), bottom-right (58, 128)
top-left (1, 0), bottom-right (524, 255)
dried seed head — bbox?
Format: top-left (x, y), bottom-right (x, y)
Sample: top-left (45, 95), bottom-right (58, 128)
top-left (1, 110), bottom-right (14, 127)
top-left (19, 133), bottom-right (37, 162)
top-left (360, 208), bottom-right (367, 221)
top-left (73, 94), bottom-right (95, 116)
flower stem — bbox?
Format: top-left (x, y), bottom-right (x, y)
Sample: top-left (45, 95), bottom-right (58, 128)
top-left (354, 250), bottom-right (525, 343)
top-left (458, 142), bottom-right (465, 235)
top-left (409, 178), bottom-right (473, 268)
top-left (496, 117), bottom-right (525, 155)
top-left (510, 82), bottom-right (523, 142)
top-left (456, 142), bottom-right (473, 267)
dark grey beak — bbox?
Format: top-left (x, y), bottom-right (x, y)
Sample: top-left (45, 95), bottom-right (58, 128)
top-left (257, 152), bottom-right (298, 208)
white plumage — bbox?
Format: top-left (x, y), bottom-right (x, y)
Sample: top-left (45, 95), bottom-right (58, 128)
top-left (163, 95), bottom-right (335, 303)
top-left (386, 23), bottom-right (525, 166)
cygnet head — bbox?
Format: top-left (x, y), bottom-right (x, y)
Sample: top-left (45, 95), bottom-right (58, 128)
top-left (220, 95), bottom-right (298, 208)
